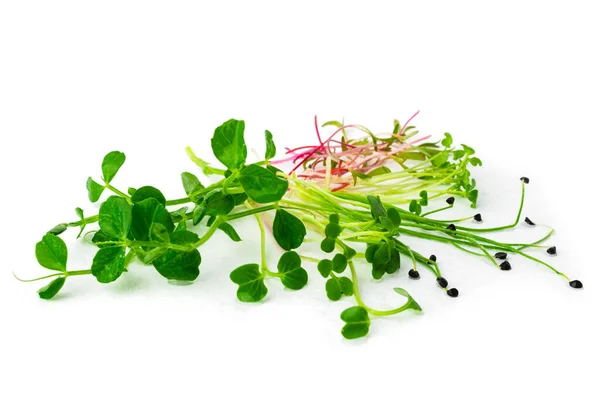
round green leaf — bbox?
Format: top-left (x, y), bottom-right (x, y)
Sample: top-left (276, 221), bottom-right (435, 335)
top-left (332, 253), bottom-right (347, 273)
top-left (35, 233), bottom-right (68, 272)
top-left (277, 251), bottom-right (308, 290)
top-left (230, 263), bottom-right (268, 302)
top-left (86, 177), bottom-right (105, 203)
top-left (131, 186), bottom-right (167, 207)
top-left (99, 196), bottom-right (132, 240)
top-left (238, 164), bottom-right (289, 204)
top-left (101, 151), bottom-right (126, 184)
top-left (131, 198), bottom-right (174, 241)
top-left (317, 259), bottom-right (333, 278)
top-left (321, 237), bottom-right (336, 253)
top-left (211, 119), bottom-right (247, 171)
top-left (338, 277), bottom-right (354, 296)
top-left (325, 278), bottom-right (342, 301)
top-left (340, 306), bottom-right (370, 340)
top-left (91, 246), bottom-right (126, 283)
top-left (273, 209), bottom-right (306, 250)
top-left (153, 249), bottom-right (201, 282)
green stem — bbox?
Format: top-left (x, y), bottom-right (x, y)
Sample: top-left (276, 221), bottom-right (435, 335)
top-left (106, 184), bottom-right (130, 200)
top-left (186, 146), bottom-right (226, 176)
top-left (347, 260), bottom-right (414, 317)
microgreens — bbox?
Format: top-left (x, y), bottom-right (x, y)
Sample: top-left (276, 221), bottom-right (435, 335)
top-left (18, 116), bottom-right (583, 341)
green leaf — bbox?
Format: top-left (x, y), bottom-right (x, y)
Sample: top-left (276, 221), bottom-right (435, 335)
top-left (127, 187), bottom-right (137, 196)
top-left (151, 223), bottom-right (170, 243)
top-left (230, 263), bottom-right (268, 302)
top-left (35, 233), bottom-right (68, 272)
top-left (332, 253), bottom-right (347, 273)
top-left (38, 277), bottom-right (66, 300)
top-left (322, 120), bottom-right (343, 128)
top-left (340, 306), bottom-right (370, 340)
top-left (338, 277), bottom-right (354, 296)
top-left (469, 157), bottom-right (483, 167)
top-left (174, 221), bottom-right (187, 232)
top-left (232, 193), bottom-right (248, 206)
top-left (181, 172), bottom-right (204, 199)
top-left (349, 169), bottom-right (371, 181)
top-left (204, 191), bottom-right (235, 216)
top-left (48, 224), bottom-right (68, 236)
top-left (325, 223), bottom-right (342, 238)
top-left (321, 237), bottom-right (336, 253)
top-left (86, 177), bottom-right (105, 203)
top-left (441, 132), bottom-right (453, 148)
top-left (453, 150), bottom-right (466, 160)
top-left (380, 217), bottom-right (396, 233)
top-left (367, 195), bottom-right (386, 221)
top-left (386, 207), bottom-right (401, 227)
top-left (153, 248), bottom-right (201, 282)
top-left (131, 186), bottom-right (167, 207)
top-left (393, 119), bottom-right (400, 134)
top-left (367, 166), bottom-right (391, 177)
top-left (170, 229), bottom-right (199, 245)
top-left (325, 278), bottom-right (342, 301)
top-left (329, 214), bottom-right (340, 224)
top-left (431, 150), bottom-right (449, 167)
top-left (419, 190), bottom-right (429, 206)
top-left (393, 288), bottom-right (423, 312)
top-left (91, 246), bottom-right (126, 283)
top-left (409, 200), bottom-right (422, 215)
top-left (101, 151), bottom-right (126, 183)
top-left (277, 251), bottom-right (308, 290)
top-left (317, 259), bottom-right (333, 278)
top-left (170, 206), bottom-right (189, 217)
top-left (374, 241), bottom-right (391, 264)
top-left (238, 164), bottom-right (289, 203)
top-left (91, 230), bottom-right (120, 248)
top-left (131, 198), bottom-right (174, 242)
top-left (468, 189), bottom-right (479, 208)
top-left (273, 209), bottom-right (306, 250)
top-left (75, 207), bottom-right (86, 238)
top-left (211, 118), bottom-right (247, 171)
top-left (218, 222), bottom-right (242, 242)
top-left (265, 130), bottom-right (277, 160)
top-left (366, 244), bottom-right (379, 263)
top-left (461, 144), bottom-right (475, 155)
top-left (99, 196), bottom-right (132, 240)
top-left (384, 247), bottom-right (401, 274)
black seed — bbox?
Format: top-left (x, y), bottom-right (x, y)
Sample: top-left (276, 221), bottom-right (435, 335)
top-left (408, 269), bottom-right (420, 280)
top-left (494, 252), bottom-right (507, 260)
top-left (447, 224), bottom-right (456, 231)
top-left (447, 288), bottom-right (459, 297)
top-left (520, 177), bottom-right (530, 184)
top-left (436, 277), bottom-right (449, 288)
top-left (500, 261), bottom-right (512, 271)
top-left (446, 197), bottom-right (455, 205)
top-left (474, 213), bottom-right (482, 222)
top-left (429, 254), bottom-right (437, 262)
top-left (546, 246), bottom-right (557, 255)
top-left (524, 217), bottom-right (535, 226)
top-left (569, 280), bottom-right (583, 289)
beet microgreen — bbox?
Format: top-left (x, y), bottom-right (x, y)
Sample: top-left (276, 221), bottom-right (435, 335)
top-left (19, 115), bottom-right (584, 340)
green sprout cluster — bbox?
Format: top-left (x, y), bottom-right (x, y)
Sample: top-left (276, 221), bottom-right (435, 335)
top-left (20, 118), bottom-right (580, 340)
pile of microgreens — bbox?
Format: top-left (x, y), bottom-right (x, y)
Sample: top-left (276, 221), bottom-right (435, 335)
top-left (19, 117), bottom-right (583, 340)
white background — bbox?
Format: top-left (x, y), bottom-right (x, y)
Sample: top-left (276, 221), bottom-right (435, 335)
top-left (1, 1), bottom-right (598, 399)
